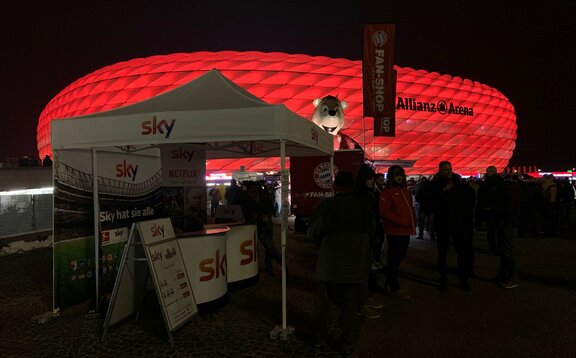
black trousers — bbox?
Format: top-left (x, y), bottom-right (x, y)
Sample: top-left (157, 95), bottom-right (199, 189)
top-left (372, 228), bottom-right (385, 263)
top-left (314, 281), bottom-right (362, 347)
top-left (385, 235), bottom-right (410, 291)
top-left (485, 209), bottom-right (499, 254)
top-left (543, 203), bottom-right (559, 236)
top-left (258, 221), bottom-right (281, 271)
top-left (436, 231), bottom-right (474, 281)
top-left (496, 222), bottom-right (517, 282)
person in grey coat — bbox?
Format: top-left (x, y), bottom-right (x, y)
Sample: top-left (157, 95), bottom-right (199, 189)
top-left (307, 170), bottom-right (376, 356)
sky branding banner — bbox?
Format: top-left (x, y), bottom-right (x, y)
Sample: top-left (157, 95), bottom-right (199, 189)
top-left (53, 149), bottom-right (162, 310)
top-left (363, 23), bottom-right (397, 137)
top-left (161, 144), bottom-right (206, 187)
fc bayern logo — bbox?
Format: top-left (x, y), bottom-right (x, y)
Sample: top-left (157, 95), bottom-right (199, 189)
top-left (372, 31), bottom-right (388, 47)
top-left (313, 162), bottom-right (338, 189)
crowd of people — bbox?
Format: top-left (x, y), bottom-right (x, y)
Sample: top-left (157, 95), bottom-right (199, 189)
top-left (306, 162), bottom-right (576, 356)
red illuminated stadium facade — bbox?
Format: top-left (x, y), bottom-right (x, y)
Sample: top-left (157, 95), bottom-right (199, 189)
top-left (37, 51), bottom-right (516, 175)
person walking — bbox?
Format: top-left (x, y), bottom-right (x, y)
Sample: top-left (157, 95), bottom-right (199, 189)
top-left (477, 166), bottom-right (503, 254)
top-left (209, 186), bottom-right (222, 217)
top-left (414, 176), bottom-right (435, 240)
top-left (542, 174), bottom-right (559, 236)
top-left (355, 165), bottom-right (385, 317)
top-left (241, 181), bottom-right (282, 276)
top-left (307, 171), bottom-right (376, 356)
top-left (379, 166), bottom-right (416, 299)
top-left (491, 174), bottom-right (522, 288)
top-left (432, 161), bottom-right (476, 291)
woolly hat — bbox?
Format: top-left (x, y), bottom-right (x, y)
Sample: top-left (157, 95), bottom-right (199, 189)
top-left (334, 170), bottom-right (354, 191)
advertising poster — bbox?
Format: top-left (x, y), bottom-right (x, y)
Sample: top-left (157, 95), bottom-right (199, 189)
top-left (290, 150), bottom-right (365, 217)
top-left (147, 239), bottom-right (197, 330)
top-left (178, 233), bottom-right (227, 304)
top-left (226, 225), bottom-right (258, 283)
top-left (53, 148), bottom-right (162, 309)
top-left (160, 144), bottom-right (207, 232)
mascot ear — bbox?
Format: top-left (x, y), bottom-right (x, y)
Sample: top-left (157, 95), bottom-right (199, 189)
top-left (313, 98), bottom-right (322, 108)
top-left (340, 100), bottom-right (348, 110)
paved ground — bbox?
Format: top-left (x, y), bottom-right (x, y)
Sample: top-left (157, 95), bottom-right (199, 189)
top-left (1, 218), bottom-right (575, 357)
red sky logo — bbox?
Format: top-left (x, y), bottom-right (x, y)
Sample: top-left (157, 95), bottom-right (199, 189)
top-left (171, 147), bottom-right (195, 162)
top-left (151, 251), bottom-right (163, 262)
top-left (199, 249), bottom-right (227, 281)
top-left (240, 232), bottom-right (258, 265)
top-left (116, 160), bottom-right (139, 182)
top-left (150, 223), bottom-right (165, 238)
top-left (141, 116), bottom-right (176, 138)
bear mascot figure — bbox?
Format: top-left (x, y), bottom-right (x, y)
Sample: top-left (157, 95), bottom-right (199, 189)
top-left (312, 95), bottom-right (361, 150)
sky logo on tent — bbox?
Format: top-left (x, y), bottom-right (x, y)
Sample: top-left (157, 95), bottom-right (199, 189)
top-left (141, 116), bottom-right (176, 138)
top-left (116, 160), bottom-right (139, 182)
top-left (171, 147), bottom-right (195, 162)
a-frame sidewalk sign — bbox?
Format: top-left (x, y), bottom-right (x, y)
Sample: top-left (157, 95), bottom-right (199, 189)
top-left (102, 218), bottom-right (198, 346)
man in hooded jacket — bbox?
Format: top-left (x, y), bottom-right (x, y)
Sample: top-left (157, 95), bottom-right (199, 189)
top-left (307, 171), bottom-right (375, 355)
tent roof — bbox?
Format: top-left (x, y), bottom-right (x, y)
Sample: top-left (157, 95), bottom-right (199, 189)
top-left (51, 69), bottom-right (333, 159)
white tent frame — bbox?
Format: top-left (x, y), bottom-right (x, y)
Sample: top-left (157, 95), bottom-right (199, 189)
top-left (51, 69), bottom-right (333, 337)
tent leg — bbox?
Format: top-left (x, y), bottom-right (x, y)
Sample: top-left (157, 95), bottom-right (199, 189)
top-left (270, 139), bottom-right (294, 341)
top-left (92, 148), bottom-right (100, 313)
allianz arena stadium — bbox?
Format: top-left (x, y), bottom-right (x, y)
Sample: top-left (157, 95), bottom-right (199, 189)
top-left (37, 51), bottom-right (516, 175)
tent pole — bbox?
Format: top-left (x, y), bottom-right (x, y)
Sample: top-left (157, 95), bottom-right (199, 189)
top-left (92, 148), bottom-right (100, 313)
top-left (280, 139), bottom-right (287, 330)
top-left (270, 140), bottom-right (293, 340)
top-left (330, 154), bottom-right (334, 185)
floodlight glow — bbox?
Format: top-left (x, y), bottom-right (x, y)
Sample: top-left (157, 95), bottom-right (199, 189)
top-left (0, 187), bottom-right (54, 196)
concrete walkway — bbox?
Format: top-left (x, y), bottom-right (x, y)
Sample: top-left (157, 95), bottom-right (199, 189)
top-left (1, 220), bottom-right (575, 357)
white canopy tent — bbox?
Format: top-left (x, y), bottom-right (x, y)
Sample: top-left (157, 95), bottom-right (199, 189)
top-left (51, 69), bottom-right (333, 335)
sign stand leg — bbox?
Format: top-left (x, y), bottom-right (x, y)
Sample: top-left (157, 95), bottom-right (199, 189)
top-left (134, 269), bottom-right (151, 324)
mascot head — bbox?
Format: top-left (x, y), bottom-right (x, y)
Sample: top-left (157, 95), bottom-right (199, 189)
top-left (312, 95), bottom-right (348, 136)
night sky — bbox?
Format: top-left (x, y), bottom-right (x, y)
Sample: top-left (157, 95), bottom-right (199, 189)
top-left (1, 1), bottom-right (574, 170)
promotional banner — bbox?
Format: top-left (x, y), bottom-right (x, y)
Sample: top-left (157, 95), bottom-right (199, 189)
top-left (161, 144), bottom-right (206, 187)
top-left (103, 217), bottom-right (197, 340)
top-left (363, 23), bottom-right (397, 137)
top-left (178, 233), bottom-right (228, 304)
top-left (225, 225), bottom-right (258, 283)
top-left (53, 148), bottom-right (162, 309)
top-left (161, 144), bottom-right (207, 232)
top-left (145, 236), bottom-right (197, 330)
top-left (290, 150), bottom-right (365, 217)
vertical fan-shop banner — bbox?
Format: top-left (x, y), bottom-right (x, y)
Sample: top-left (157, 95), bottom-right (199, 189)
top-left (363, 23), bottom-right (397, 137)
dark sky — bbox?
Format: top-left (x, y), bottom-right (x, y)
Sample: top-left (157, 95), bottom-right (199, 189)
top-left (1, 1), bottom-right (574, 170)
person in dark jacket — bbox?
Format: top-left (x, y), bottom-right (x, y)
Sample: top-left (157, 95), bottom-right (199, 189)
top-left (379, 166), bottom-right (416, 299)
top-left (307, 171), bottom-right (376, 356)
top-left (415, 176), bottom-right (435, 240)
top-left (355, 165), bottom-right (385, 317)
top-left (355, 165), bottom-right (384, 271)
top-left (432, 161), bottom-right (476, 291)
top-left (241, 181), bottom-right (281, 276)
top-left (477, 166), bottom-right (503, 254)
top-left (491, 174), bottom-right (523, 288)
